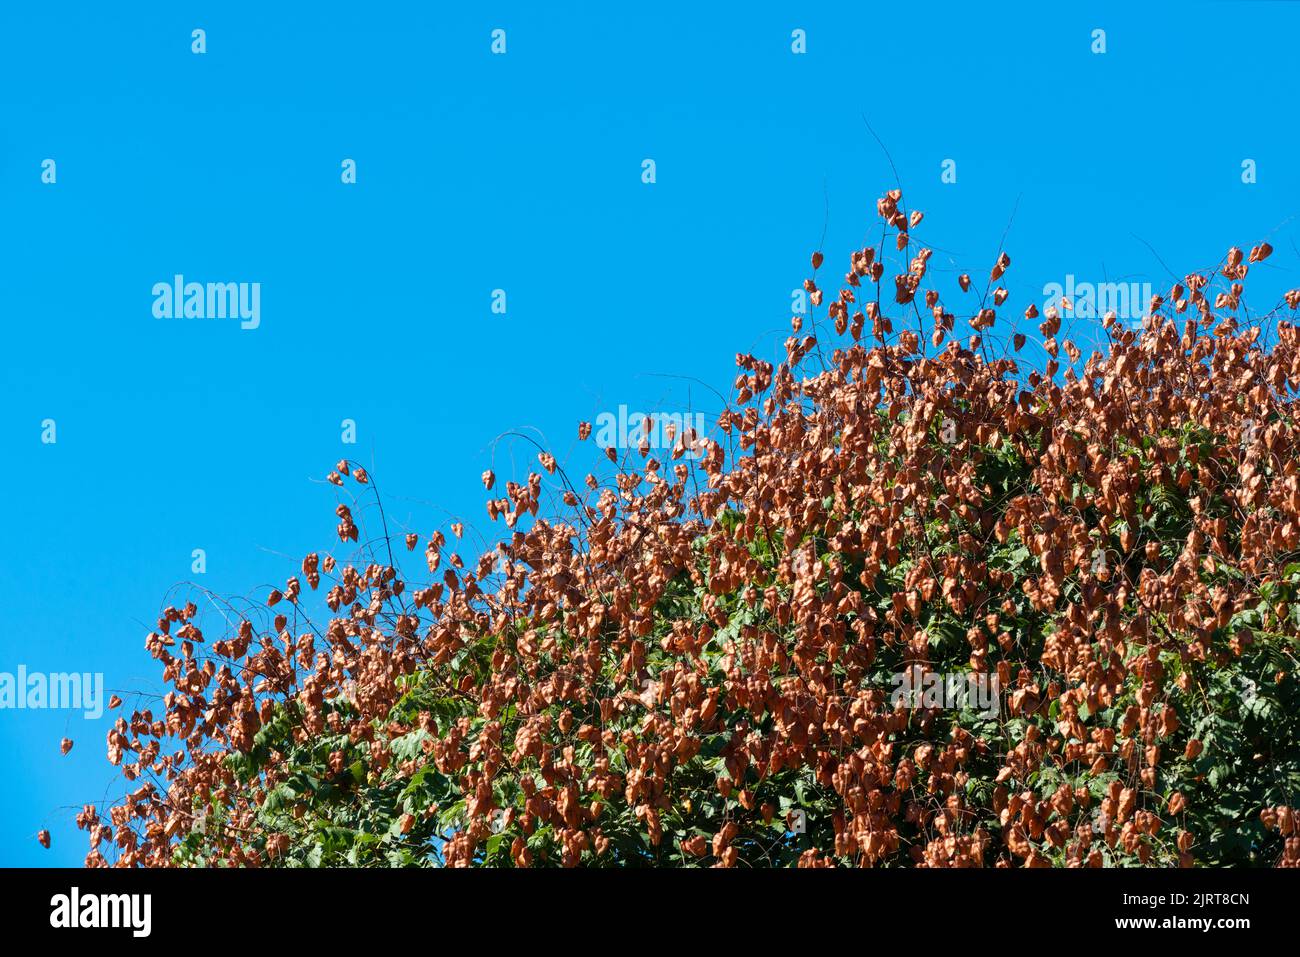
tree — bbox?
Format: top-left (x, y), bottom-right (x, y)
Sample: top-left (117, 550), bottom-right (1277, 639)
top-left (78, 192), bottom-right (1300, 867)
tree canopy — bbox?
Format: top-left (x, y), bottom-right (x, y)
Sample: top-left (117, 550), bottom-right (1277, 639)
top-left (77, 192), bottom-right (1300, 867)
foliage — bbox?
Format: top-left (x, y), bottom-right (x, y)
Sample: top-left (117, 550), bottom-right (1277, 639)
top-left (75, 192), bottom-right (1300, 867)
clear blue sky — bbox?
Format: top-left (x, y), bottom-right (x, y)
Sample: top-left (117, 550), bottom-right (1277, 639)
top-left (3, 1), bottom-right (1299, 865)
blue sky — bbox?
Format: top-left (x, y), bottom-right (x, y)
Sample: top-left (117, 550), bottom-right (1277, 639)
top-left (3, 1), bottom-right (1299, 865)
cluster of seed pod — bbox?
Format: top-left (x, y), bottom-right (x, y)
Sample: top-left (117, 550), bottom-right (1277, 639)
top-left (68, 190), bottom-right (1300, 868)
